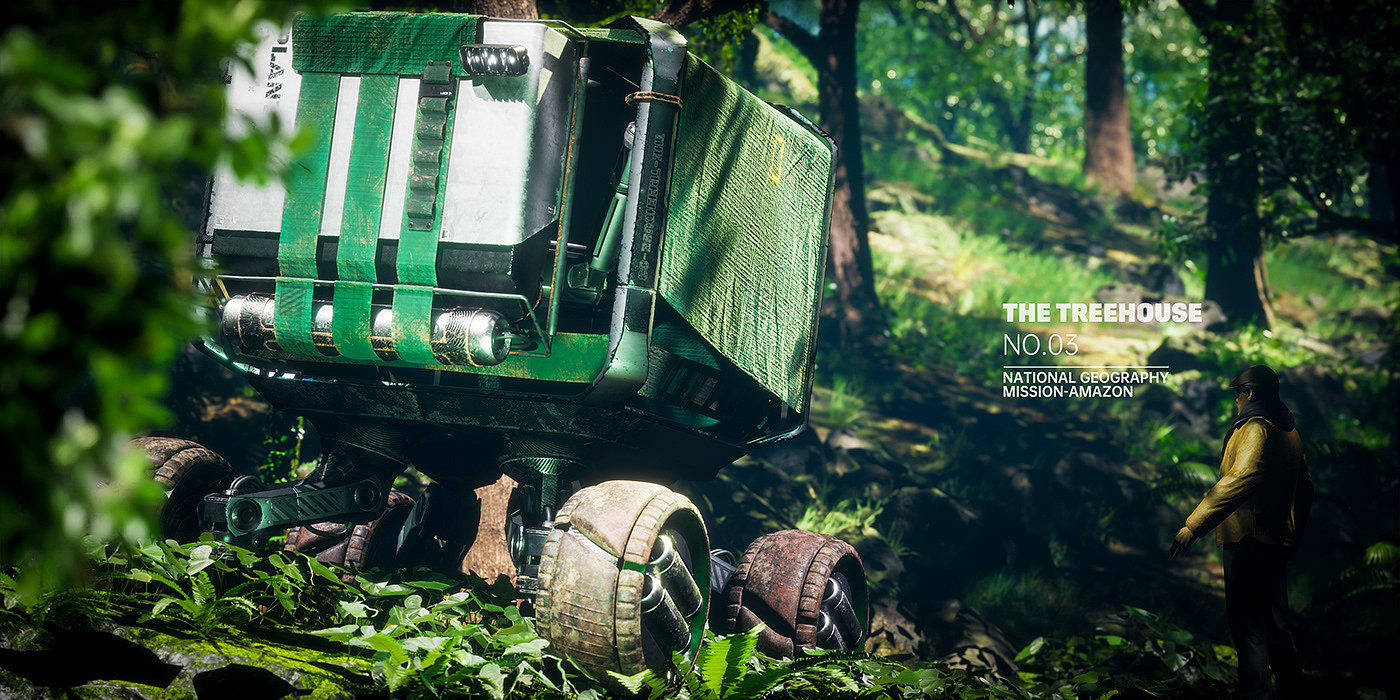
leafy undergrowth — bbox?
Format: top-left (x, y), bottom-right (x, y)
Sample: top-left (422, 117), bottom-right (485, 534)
top-left (0, 540), bottom-right (1227, 698)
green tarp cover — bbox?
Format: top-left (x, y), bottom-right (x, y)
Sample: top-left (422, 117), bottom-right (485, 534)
top-left (659, 57), bottom-right (833, 410)
top-left (292, 12), bottom-right (480, 76)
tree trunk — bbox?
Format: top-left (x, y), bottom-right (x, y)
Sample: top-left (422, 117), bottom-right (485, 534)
top-left (442, 0), bottom-right (538, 581)
top-left (818, 0), bottom-right (884, 346)
top-left (1199, 1), bottom-right (1273, 328)
top-left (1369, 159), bottom-right (1396, 224)
top-left (1011, 3), bottom-right (1039, 155)
top-left (448, 0), bottom-right (537, 17)
top-left (460, 474), bottom-right (520, 584)
top-left (1083, 0), bottom-right (1137, 194)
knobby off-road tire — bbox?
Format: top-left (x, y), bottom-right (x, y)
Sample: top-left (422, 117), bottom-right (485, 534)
top-left (132, 437), bottom-right (233, 543)
top-left (535, 480), bottom-right (710, 675)
top-left (713, 529), bottom-right (868, 658)
top-left (284, 490), bottom-right (416, 581)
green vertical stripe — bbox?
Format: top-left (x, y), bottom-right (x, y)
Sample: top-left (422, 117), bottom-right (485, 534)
top-left (331, 281), bottom-right (377, 360)
top-left (337, 74), bottom-right (397, 281)
top-left (275, 72), bottom-right (339, 359)
top-left (274, 277), bottom-right (317, 358)
top-left (279, 72), bottom-right (339, 279)
top-left (392, 285), bottom-right (436, 365)
top-left (332, 75), bottom-right (398, 361)
top-left (393, 79), bottom-right (455, 365)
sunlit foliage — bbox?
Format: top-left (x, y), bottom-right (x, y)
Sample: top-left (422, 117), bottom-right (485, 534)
top-left (0, 1), bottom-right (317, 601)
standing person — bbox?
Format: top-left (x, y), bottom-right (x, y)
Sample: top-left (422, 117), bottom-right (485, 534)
top-left (1169, 365), bottom-right (1313, 699)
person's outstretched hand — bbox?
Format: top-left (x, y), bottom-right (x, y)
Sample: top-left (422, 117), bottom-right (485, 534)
top-left (1169, 526), bottom-right (1197, 558)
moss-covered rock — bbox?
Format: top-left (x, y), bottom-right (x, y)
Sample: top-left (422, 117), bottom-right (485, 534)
top-left (0, 625), bottom-right (373, 700)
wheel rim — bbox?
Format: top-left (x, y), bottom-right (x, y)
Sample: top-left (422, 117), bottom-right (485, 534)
top-left (535, 480), bottom-right (710, 675)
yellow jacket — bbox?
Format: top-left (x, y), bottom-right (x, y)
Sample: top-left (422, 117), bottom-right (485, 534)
top-left (1184, 416), bottom-right (1312, 550)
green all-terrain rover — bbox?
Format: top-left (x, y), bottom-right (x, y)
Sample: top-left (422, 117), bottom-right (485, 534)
top-left (141, 11), bottom-right (867, 674)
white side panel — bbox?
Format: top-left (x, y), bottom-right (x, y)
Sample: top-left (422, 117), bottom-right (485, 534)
top-left (439, 22), bottom-right (547, 246)
top-left (378, 78), bottom-right (421, 240)
top-left (208, 22), bottom-right (302, 234)
top-left (440, 87), bottom-right (534, 245)
top-left (318, 76), bottom-right (362, 238)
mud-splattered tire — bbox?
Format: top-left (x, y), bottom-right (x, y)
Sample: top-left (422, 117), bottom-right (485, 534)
top-left (713, 529), bottom-right (868, 658)
top-left (132, 437), bottom-right (232, 543)
top-left (535, 481), bottom-right (710, 675)
top-left (284, 490), bottom-right (415, 581)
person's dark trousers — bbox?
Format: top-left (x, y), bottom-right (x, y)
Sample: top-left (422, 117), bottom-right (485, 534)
top-left (1224, 540), bottom-right (1305, 699)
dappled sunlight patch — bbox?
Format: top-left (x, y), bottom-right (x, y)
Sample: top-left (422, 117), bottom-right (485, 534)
top-left (870, 207), bottom-right (1119, 325)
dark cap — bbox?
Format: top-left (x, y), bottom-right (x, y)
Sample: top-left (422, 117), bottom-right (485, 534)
top-left (1229, 365), bottom-right (1279, 395)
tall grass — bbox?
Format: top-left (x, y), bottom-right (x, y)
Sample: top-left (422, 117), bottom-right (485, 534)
top-left (820, 374), bottom-right (870, 430)
top-left (1266, 237), bottom-right (1388, 313)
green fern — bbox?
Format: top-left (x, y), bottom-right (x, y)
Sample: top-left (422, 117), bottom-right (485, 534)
top-left (697, 625), bottom-right (761, 698)
top-left (730, 649), bottom-right (873, 699)
top-left (191, 570), bottom-right (214, 608)
top-left (606, 666), bottom-right (672, 698)
top-left (1364, 541), bottom-right (1400, 568)
top-left (1314, 539), bottom-right (1400, 614)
